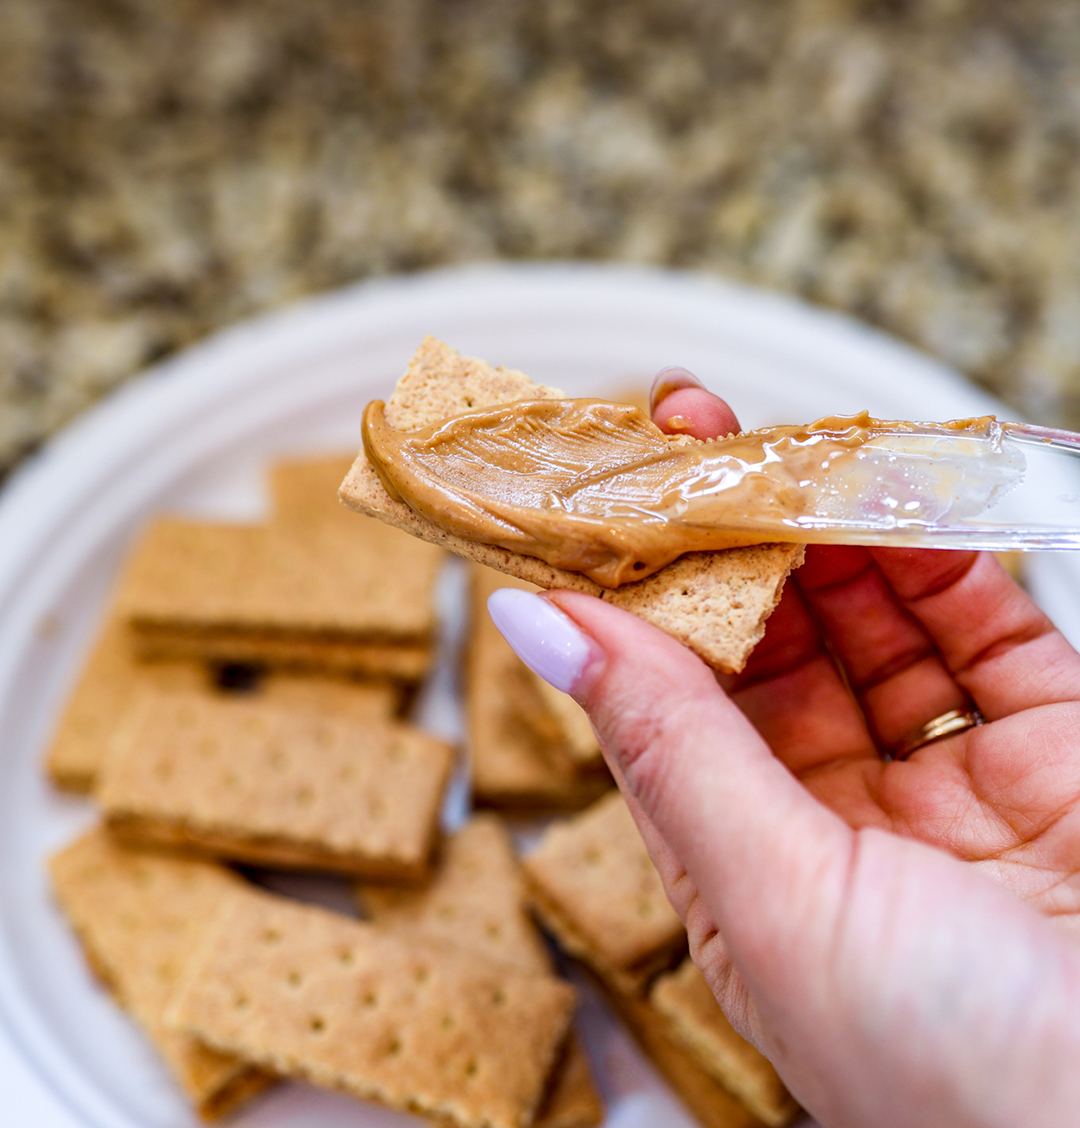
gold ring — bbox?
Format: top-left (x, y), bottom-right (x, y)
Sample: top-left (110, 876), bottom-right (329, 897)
top-left (894, 707), bottom-right (984, 761)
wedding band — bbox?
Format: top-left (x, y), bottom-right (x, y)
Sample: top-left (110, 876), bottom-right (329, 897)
top-left (894, 707), bottom-right (984, 761)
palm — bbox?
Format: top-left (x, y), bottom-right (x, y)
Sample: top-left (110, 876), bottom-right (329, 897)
top-left (728, 543), bottom-right (1080, 940)
top-left (806, 706), bottom-right (1080, 931)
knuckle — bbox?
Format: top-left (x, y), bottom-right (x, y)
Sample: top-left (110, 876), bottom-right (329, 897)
top-left (684, 894), bottom-right (723, 961)
top-left (658, 866), bottom-right (695, 922)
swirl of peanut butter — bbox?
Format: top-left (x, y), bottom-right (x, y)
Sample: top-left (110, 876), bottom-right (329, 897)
top-left (362, 398), bottom-right (999, 588)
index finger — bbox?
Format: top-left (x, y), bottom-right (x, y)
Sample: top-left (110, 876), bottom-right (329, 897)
top-left (649, 368), bottom-right (740, 439)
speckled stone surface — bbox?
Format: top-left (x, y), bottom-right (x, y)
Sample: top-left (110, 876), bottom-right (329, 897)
top-left (3, 0), bottom-right (1080, 477)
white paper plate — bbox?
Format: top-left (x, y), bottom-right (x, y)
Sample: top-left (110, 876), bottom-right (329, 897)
top-left (1, 263), bottom-right (1077, 1128)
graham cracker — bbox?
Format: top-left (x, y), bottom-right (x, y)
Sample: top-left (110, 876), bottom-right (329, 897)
top-left (49, 827), bottom-right (272, 1120)
top-left (652, 960), bottom-right (796, 1127)
top-left (360, 816), bottom-right (603, 1128)
top-left (360, 815), bottom-right (552, 974)
top-left (167, 891), bottom-right (576, 1128)
top-left (254, 672), bottom-right (400, 721)
top-left (117, 516), bottom-right (441, 675)
top-left (534, 1039), bottom-right (604, 1128)
top-left (524, 792), bottom-right (685, 993)
top-left (45, 604), bottom-right (403, 794)
top-left (475, 567), bottom-right (603, 775)
top-left (269, 453), bottom-right (358, 526)
top-left (468, 568), bottom-right (611, 810)
top-left (530, 680), bottom-right (603, 772)
top-left (44, 611), bottom-right (208, 793)
top-left (339, 338), bottom-right (803, 674)
top-left (99, 690), bottom-right (452, 879)
top-left (598, 974), bottom-right (765, 1128)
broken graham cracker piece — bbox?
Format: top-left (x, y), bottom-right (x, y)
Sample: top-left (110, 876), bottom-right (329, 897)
top-left (524, 791), bottom-right (685, 993)
top-left (99, 690), bottom-right (452, 880)
top-left (360, 815), bottom-right (604, 1128)
top-left (652, 960), bottom-right (796, 1127)
top-left (168, 891), bottom-right (576, 1128)
top-left (49, 827), bottom-right (272, 1120)
top-left (340, 338), bottom-right (802, 674)
top-left (360, 815), bottom-right (552, 974)
top-left (468, 568), bottom-right (611, 810)
top-left (116, 516), bottom-right (441, 677)
top-left (269, 453), bottom-right (358, 526)
top-left (45, 611), bottom-right (209, 793)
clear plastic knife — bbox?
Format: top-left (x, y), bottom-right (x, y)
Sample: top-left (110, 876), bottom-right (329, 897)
top-left (363, 398), bottom-right (1080, 589)
top-left (735, 417), bottom-right (1080, 553)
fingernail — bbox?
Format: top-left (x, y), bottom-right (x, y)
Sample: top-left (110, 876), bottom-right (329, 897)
top-left (487, 589), bottom-right (594, 694)
top-left (649, 366), bottom-right (703, 414)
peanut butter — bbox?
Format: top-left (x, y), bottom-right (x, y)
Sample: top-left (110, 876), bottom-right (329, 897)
top-left (362, 398), bottom-right (1006, 588)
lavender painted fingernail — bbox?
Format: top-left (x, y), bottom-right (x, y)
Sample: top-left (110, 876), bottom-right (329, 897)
top-left (487, 589), bottom-right (592, 694)
top-left (649, 366), bottom-right (703, 413)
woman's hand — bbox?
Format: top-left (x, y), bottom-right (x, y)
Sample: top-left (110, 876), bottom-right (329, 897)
top-left (488, 372), bottom-right (1080, 1128)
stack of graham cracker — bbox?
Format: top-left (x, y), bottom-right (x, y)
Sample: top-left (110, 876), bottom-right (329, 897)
top-left (524, 794), bottom-right (798, 1127)
top-left (44, 340), bottom-right (802, 1126)
top-left (44, 453), bottom-right (606, 1127)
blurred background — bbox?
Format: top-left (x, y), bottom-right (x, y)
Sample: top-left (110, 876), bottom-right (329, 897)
top-left (3, 0), bottom-right (1079, 481)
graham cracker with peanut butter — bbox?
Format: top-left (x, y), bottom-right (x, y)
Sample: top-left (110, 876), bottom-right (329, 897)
top-left (468, 567), bottom-right (612, 810)
top-left (117, 516), bottom-right (440, 678)
top-left (99, 690), bottom-right (452, 879)
top-left (524, 792), bottom-right (685, 993)
top-left (359, 815), bottom-right (603, 1128)
top-left (49, 827), bottom-right (272, 1120)
top-left (167, 890), bottom-right (576, 1128)
top-left (44, 611), bottom-right (208, 793)
top-left (652, 960), bottom-right (797, 1127)
top-left (340, 338), bottom-right (803, 674)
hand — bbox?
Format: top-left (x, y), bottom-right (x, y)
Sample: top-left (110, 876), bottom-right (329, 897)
top-left (488, 371), bottom-right (1080, 1128)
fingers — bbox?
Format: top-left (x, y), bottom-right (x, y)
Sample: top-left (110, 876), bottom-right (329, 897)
top-left (796, 546), bottom-right (969, 750)
top-left (650, 368), bottom-right (739, 439)
top-left (536, 589), bottom-right (853, 991)
top-left (731, 582), bottom-right (875, 774)
top-left (871, 549), bottom-right (1080, 718)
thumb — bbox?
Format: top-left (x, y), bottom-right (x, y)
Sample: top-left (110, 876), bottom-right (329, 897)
top-left (487, 586), bottom-right (854, 990)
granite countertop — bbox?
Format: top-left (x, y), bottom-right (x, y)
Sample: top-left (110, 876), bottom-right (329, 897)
top-left (2, 0), bottom-right (1080, 478)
